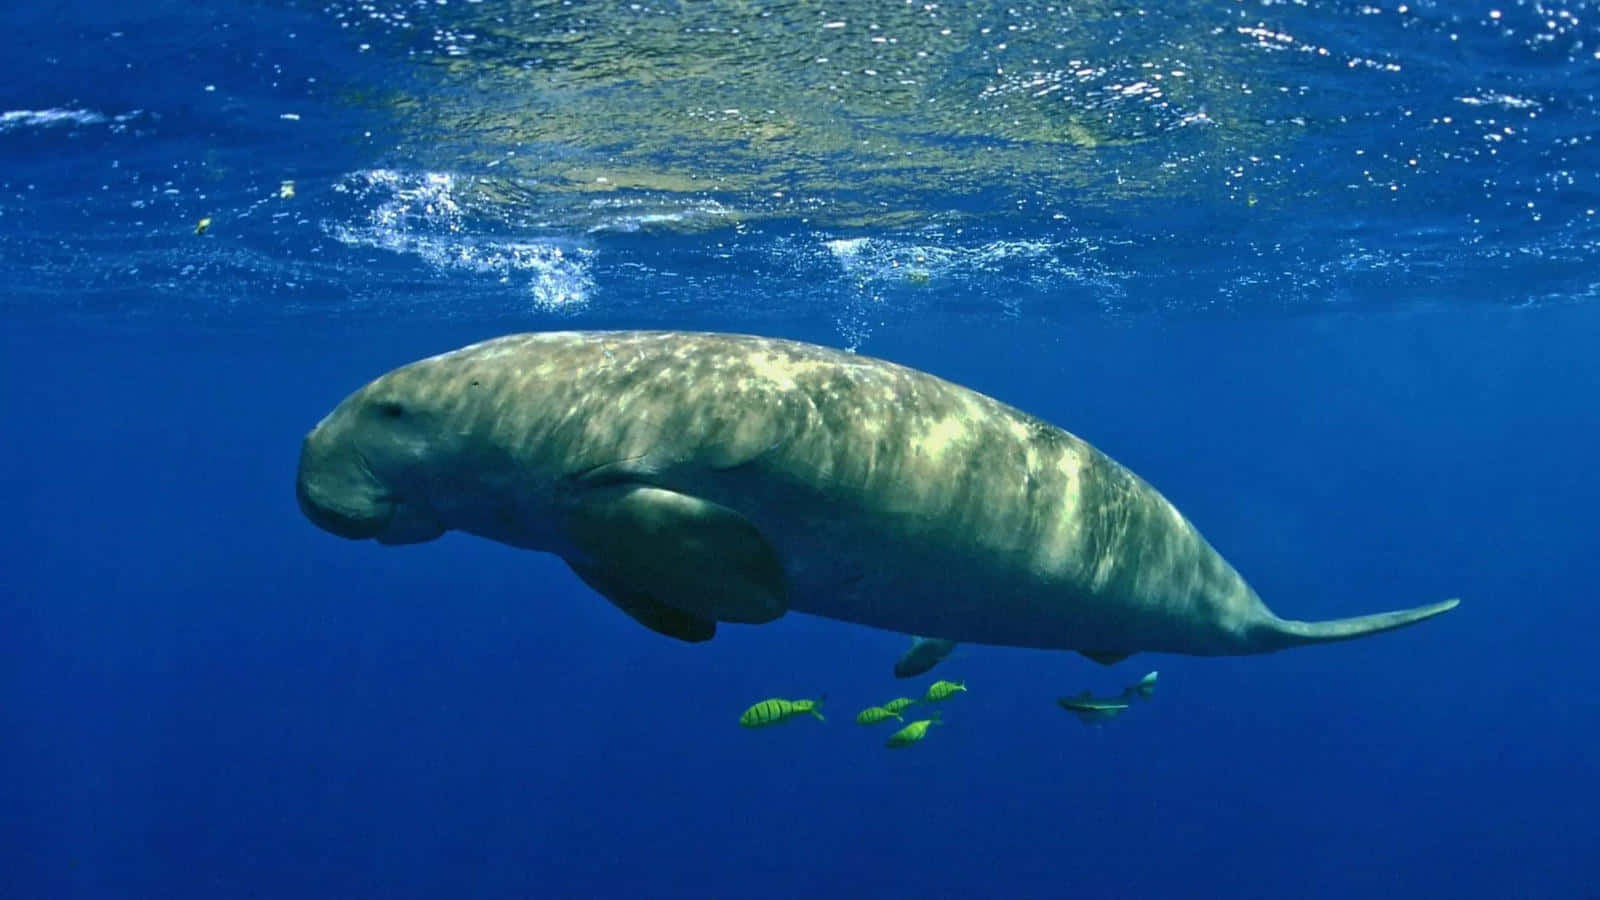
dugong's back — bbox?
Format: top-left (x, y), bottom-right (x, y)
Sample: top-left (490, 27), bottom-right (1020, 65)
top-left (400, 331), bottom-right (1257, 652)
top-left (298, 330), bottom-right (1458, 657)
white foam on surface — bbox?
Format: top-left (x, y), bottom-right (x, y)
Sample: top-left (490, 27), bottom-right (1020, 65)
top-left (327, 169), bottom-right (594, 312)
top-left (0, 109), bottom-right (113, 132)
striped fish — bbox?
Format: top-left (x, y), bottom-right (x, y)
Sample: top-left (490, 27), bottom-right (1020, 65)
top-left (738, 697), bottom-right (825, 728)
top-left (922, 680), bottom-right (967, 703)
top-left (886, 713), bottom-right (942, 749)
top-left (854, 705), bottom-right (904, 725)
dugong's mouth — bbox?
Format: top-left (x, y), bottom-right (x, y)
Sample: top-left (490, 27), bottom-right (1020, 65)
top-left (296, 477), bottom-right (395, 540)
top-left (297, 480), bottom-right (443, 545)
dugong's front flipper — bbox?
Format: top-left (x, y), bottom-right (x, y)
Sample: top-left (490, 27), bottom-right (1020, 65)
top-left (567, 560), bottom-right (716, 643)
top-left (565, 484), bottom-right (788, 629)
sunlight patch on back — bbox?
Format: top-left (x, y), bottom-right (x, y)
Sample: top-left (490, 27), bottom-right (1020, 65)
top-left (1031, 443), bottom-right (1088, 575)
top-left (920, 415), bottom-right (971, 458)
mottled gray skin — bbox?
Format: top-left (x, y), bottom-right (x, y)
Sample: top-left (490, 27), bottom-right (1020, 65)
top-left (296, 331), bottom-right (1457, 656)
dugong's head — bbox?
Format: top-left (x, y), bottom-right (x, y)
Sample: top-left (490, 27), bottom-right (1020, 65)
top-left (296, 352), bottom-right (487, 546)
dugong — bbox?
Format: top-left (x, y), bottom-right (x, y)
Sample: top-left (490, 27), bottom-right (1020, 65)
top-left (296, 331), bottom-right (1458, 658)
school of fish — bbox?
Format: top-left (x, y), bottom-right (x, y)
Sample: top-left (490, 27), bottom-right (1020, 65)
top-left (739, 667), bottom-right (1157, 750)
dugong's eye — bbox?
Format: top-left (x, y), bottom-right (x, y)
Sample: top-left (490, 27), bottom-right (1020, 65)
top-left (377, 401), bottom-right (406, 419)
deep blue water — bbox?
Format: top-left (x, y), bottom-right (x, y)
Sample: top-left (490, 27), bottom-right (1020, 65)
top-left (4, 2), bottom-right (1599, 898)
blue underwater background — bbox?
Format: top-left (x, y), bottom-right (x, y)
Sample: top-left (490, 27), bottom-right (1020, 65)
top-left (4, 1), bottom-right (1599, 897)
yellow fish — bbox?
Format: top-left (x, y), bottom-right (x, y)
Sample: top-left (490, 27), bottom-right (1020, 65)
top-left (739, 697), bottom-right (825, 728)
top-left (194, 217), bottom-right (212, 235)
top-left (922, 680), bottom-right (967, 702)
top-left (854, 706), bottom-right (903, 725)
top-left (882, 697), bottom-right (917, 714)
top-left (886, 713), bottom-right (941, 749)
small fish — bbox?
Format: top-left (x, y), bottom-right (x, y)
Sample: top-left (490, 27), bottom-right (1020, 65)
top-left (1124, 670), bottom-right (1158, 701)
top-left (279, 180), bottom-right (296, 199)
top-left (1056, 690), bottom-right (1132, 725)
top-left (894, 635), bottom-right (958, 678)
top-left (854, 705), bottom-right (903, 725)
top-left (922, 679), bottom-right (967, 703)
top-left (194, 216), bottom-right (212, 235)
top-left (738, 697), bottom-right (825, 728)
top-left (886, 713), bottom-right (942, 749)
top-left (882, 697), bottom-right (918, 715)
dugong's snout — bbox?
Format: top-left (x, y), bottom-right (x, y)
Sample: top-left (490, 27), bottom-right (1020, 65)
top-left (296, 429), bottom-right (394, 540)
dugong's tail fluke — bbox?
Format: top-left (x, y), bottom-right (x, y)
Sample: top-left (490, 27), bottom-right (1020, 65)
top-left (1256, 598), bottom-right (1460, 652)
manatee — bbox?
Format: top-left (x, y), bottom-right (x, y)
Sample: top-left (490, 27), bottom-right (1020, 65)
top-left (296, 331), bottom-right (1459, 657)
